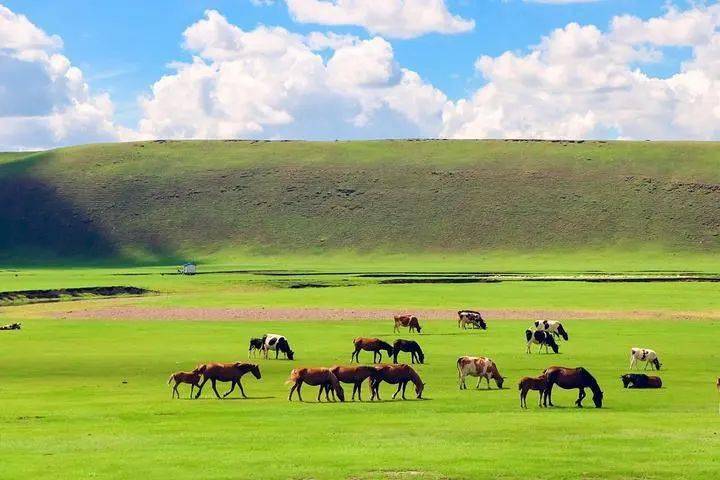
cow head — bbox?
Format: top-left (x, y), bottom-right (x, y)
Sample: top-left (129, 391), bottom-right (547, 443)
top-left (652, 358), bottom-right (661, 370)
top-left (287, 349), bottom-right (295, 361)
top-left (620, 375), bottom-right (631, 388)
top-left (495, 376), bottom-right (506, 389)
top-left (548, 337), bottom-right (560, 354)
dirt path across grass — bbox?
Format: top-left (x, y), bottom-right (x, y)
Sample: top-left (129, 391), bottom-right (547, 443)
top-left (55, 305), bottom-right (720, 322)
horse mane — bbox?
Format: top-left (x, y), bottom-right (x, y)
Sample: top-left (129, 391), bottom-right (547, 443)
top-left (578, 367), bottom-right (602, 394)
top-left (407, 367), bottom-right (423, 387)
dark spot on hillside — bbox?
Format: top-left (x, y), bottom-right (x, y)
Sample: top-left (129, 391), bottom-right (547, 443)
top-left (380, 278), bottom-right (501, 285)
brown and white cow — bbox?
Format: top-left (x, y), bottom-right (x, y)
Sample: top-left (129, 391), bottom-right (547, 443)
top-left (394, 314), bottom-right (422, 334)
top-left (457, 356), bottom-right (505, 389)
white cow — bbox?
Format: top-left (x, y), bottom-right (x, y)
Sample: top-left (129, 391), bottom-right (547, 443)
top-left (630, 348), bottom-right (661, 370)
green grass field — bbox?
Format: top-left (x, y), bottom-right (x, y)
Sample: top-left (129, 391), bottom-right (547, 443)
top-left (2, 265), bottom-right (719, 479)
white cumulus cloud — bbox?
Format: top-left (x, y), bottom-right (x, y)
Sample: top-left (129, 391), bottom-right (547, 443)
top-left (284, 0), bottom-right (474, 39)
top-left (137, 10), bottom-right (447, 140)
top-left (442, 4), bottom-right (720, 140)
top-left (0, 4), bottom-right (122, 150)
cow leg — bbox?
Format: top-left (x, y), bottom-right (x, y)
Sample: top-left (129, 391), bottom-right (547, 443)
top-left (475, 376), bottom-right (482, 389)
top-left (211, 379), bottom-right (222, 399)
top-left (223, 380), bottom-right (236, 398)
top-left (576, 388), bottom-right (586, 407)
top-left (392, 383), bottom-right (402, 399)
top-left (195, 377), bottom-right (209, 399)
top-left (644, 361), bottom-right (649, 371)
top-left (526, 341), bottom-right (532, 354)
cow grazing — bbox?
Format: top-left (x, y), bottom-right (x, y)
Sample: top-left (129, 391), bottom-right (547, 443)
top-left (370, 364), bottom-right (424, 400)
top-left (533, 320), bottom-right (568, 341)
top-left (329, 366), bottom-right (378, 401)
top-left (351, 337), bottom-right (394, 363)
top-left (392, 339), bottom-right (424, 364)
top-left (458, 310), bottom-right (487, 330)
top-left (457, 356), bottom-right (505, 390)
top-left (518, 375), bottom-right (548, 408)
top-left (630, 348), bottom-right (661, 370)
top-left (393, 314), bottom-right (422, 334)
top-left (248, 337), bottom-right (264, 358)
top-left (263, 334), bottom-right (295, 360)
top-left (620, 373), bottom-right (662, 389)
top-left (526, 329), bottom-right (559, 354)
top-left (194, 362), bottom-right (262, 399)
top-left (0, 322), bottom-right (21, 331)
top-left (287, 368), bottom-right (345, 402)
top-left (168, 369), bottom-right (203, 399)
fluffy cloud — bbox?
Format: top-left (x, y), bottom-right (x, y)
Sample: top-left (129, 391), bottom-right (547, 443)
top-left (137, 10), bottom-right (447, 140)
top-left (442, 4), bottom-right (720, 140)
top-left (0, 5), bottom-right (121, 150)
top-left (284, 0), bottom-right (474, 39)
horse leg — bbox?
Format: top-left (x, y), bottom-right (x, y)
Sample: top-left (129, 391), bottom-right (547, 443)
top-left (288, 382), bottom-right (298, 401)
top-left (576, 388), bottom-right (585, 407)
top-left (172, 382), bottom-right (179, 399)
top-left (317, 386), bottom-right (323, 402)
top-left (401, 381), bottom-right (408, 400)
top-left (238, 380), bottom-right (247, 398)
top-left (297, 382), bottom-right (304, 402)
top-left (545, 384), bottom-right (554, 407)
top-left (211, 379), bottom-right (222, 399)
top-left (355, 382), bottom-right (362, 401)
top-left (195, 377), bottom-right (209, 399)
top-left (190, 384), bottom-right (196, 399)
top-left (392, 383), bottom-right (402, 399)
top-left (223, 380), bottom-right (236, 398)
top-left (520, 388), bottom-right (526, 408)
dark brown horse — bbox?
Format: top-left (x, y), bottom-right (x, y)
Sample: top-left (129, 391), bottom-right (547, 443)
top-left (543, 366), bottom-right (603, 408)
top-left (392, 339), bottom-right (425, 364)
top-left (194, 362), bottom-right (261, 399)
top-left (351, 337), bottom-right (393, 363)
top-left (370, 364), bottom-right (424, 400)
top-left (329, 365), bottom-right (378, 401)
top-left (287, 368), bottom-right (345, 402)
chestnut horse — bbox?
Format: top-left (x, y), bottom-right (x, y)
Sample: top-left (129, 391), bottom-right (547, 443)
top-left (287, 368), bottom-right (345, 402)
top-left (351, 337), bottom-right (393, 363)
top-left (543, 366), bottom-right (603, 408)
top-left (194, 362), bottom-right (261, 399)
top-left (370, 364), bottom-right (424, 400)
top-left (168, 369), bottom-right (203, 399)
top-left (518, 375), bottom-right (548, 408)
top-left (329, 365), bottom-right (378, 401)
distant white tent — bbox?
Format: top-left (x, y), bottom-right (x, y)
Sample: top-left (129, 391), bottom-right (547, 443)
top-left (178, 262), bottom-right (197, 275)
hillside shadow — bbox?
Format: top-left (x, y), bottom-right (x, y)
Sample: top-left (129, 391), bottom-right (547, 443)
top-left (0, 154), bottom-right (181, 267)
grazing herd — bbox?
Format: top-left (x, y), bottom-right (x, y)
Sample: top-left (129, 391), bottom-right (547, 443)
top-left (167, 311), bottom-right (680, 408)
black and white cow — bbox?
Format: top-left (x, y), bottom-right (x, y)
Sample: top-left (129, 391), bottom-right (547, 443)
top-left (630, 348), bottom-right (661, 370)
top-left (263, 334), bottom-right (295, 360)
top-left (0, 322), bottom-right (21, 331)
top-left (526, 329), bottom-right (559, 354)
top-left (620, 373), bottom-right (662, 388)
top-left (458, 310), bottom-right (487, 330)
top-left (248, 337), bottom-right (265, 358)
top-left (533, 320), bottom-right (568, 341)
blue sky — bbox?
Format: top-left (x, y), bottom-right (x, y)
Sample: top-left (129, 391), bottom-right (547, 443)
top-left (1, 1), bottom-right (719, 149)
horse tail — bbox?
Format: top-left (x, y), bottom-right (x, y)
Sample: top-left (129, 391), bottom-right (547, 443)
top-left (167, 374), bottom-right (174, 385)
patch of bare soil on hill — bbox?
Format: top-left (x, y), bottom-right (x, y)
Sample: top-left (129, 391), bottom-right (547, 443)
top-left (57, 306), bottom-right (720, 322)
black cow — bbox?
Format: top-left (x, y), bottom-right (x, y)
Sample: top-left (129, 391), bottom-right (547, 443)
top-left (526, 329), bottom-right (559, 354)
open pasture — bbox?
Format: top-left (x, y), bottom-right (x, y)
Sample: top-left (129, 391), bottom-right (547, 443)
top-left (1, 266), bottom-right (719, 479)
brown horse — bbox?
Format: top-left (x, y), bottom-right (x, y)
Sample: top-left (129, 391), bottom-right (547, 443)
top-left (194, 362), bottom-right (261, 399)
top-left (370, 364), bottom-right (424, 400)
top-left (329, 365), bottom-right (378, 401)
top-left (287, 368), bottom-right (345, 402)
top-left (351, 338), bottom-right (394, 363)
top-left (168, 369), bottom-right (203, 399)
top-left (518, 375), bottom-right (548, 408)
top-left (543, 366), bottom-right (603, 408)
top-left (394, 315), bottom-right (422, 333)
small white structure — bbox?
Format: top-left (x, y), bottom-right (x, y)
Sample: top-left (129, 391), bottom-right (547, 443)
top-left (178, 262), bottom-right (197, 275)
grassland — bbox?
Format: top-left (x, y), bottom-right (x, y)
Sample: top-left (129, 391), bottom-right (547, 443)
top-left (1, 140), bottom-right (719, 264)
top-left (1, 264), bottom-right (720, 479)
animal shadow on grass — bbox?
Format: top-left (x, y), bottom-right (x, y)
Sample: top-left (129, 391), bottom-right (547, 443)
top-left (193, 396), bottom-right (276, 401)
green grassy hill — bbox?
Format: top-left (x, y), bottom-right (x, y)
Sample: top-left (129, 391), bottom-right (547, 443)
top-left (1, 140), bottom-right (719, 266)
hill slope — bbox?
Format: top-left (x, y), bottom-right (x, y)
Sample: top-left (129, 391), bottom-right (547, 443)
top-left (1, 140), bottom-right (719, 264)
